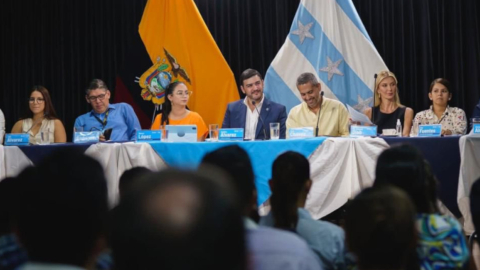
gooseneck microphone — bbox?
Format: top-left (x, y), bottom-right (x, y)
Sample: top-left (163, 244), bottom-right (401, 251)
top-left (315, 91), bottom-right (325, 137)
top-left (252, 100), bottom-right (268, 140)
top-left (372, 73), bottom-right (377, 125)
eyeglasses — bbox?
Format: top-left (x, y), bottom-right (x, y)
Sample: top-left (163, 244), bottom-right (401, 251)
top-left (87, 94), bottom-right (107, 102)
top-left (174, 90), bottom-right (193, 97)
top-left (29, 98), bottom-right (45, 103)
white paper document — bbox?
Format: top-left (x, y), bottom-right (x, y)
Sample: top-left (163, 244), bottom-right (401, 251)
top-left (347, 104), bottom-right (373, 125)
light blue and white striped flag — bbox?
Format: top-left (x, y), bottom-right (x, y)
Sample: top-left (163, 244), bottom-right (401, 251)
top-left (264, 0), bottom-right (388, 114)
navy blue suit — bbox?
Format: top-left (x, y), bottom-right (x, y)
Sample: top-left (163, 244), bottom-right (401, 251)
top-left (222, 98), bottom-right (287, 140)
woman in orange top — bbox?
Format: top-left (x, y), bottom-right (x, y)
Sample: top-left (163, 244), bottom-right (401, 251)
top-left (151, 81), bottom-right (208, 141)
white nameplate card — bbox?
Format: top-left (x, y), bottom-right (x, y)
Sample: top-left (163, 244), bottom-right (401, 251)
top-left (74, 131), bottom-right (101, 143)
top-left (350, 126), bottom-right (377, 138)
top-left (418, 124), bottom-right (442, 137)
top-left (288, 127), bottom-right (314, 139)
top-left (219, 128), bottom-right (244, 141)
top-left (472, 124), bottom-right (480, 136)
top-left (136, 130), bottom-right (162, 143)
top-left (5, 134), bottom-right (30, 146)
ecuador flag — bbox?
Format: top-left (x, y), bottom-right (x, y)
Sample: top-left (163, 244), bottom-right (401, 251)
top-left (135, 0), bottom-right (238, 127)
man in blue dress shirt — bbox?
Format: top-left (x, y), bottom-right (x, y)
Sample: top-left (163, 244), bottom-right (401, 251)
top-left (74, 79), bottom-right (141, 141)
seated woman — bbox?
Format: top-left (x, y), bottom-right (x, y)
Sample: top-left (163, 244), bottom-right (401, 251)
top-left (259, 151), bottom-right (346, 270)
top-left (151, 81), bottom-right (208, 141)
top-left (374, 145), bottom-right (469, 270)
top-left (11, 86), bottom-right (66, 144)
top-left (414, 78), bottom-right (466, 135)
top-left (364, 70), bottom-right (413, 136)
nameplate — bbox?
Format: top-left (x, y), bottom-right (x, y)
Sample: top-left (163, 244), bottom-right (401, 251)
top-left (5, 134), bottom-right (30, 146)
top-left (472, 124), bottom-right (480, 135)
top-left (73, 131), bottom-right (101, 143)
top-left (136, 130), bottom-right (162, 143)
top-left (418, 124), bottom-right (442, 137)
top-left (350, 126), bottom-right (377, 138)
top-left (219, 128), bottom-right (244, 141)
top-left (288, 127), bottom-right (314, 139)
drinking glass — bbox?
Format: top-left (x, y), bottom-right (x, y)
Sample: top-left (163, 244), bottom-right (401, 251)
top-left (270, 122), bottom-right (280, 140)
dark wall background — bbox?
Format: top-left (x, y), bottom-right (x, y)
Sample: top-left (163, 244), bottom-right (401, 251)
top-left (1, 0), bottom-right (479, 138)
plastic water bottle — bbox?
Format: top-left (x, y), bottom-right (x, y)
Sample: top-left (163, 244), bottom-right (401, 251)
top-left (396, 119), bottom-right (403, 137)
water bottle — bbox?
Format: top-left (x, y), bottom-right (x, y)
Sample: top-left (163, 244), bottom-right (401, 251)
top-left (396, 119), bottom-right (403, 137)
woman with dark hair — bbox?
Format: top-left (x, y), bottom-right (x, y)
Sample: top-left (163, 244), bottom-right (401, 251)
top-left (259, 151), bottom-right (346, 270)
top-left (11, 86), bottom-right (66, 144)
top-left (364, 70), bottom-right (414, 136)
top-left (374, 144), bottom-right (469, 270)
top-left (151, 81), bottom-right (208, 141)
top-left (413, 78), bottom-right (467, 135)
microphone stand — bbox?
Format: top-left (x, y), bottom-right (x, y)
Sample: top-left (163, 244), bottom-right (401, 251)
top-left (252, 100), bottom-right (268, 140)
top-left (315, 91), bottom-right (324, 137)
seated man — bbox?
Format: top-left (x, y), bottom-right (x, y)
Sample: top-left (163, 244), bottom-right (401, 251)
top-left (287, 72), bottom-right (349, 137)
top-left (222, 69), bottom-right (287, 140)
top-left (74, 79), bottom-right (141, 141)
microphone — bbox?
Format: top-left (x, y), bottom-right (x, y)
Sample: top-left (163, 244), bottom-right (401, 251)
top-left (315, 91), bottom-right (325, 137)
top-left (24, 113), bottom-right (47, 134)
top-left (252, 100), bottom-right (268, 140)
top-left (372, 74), bottom-right (377, 125)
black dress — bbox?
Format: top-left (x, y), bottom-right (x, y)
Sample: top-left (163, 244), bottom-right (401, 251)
top-left (372, 106), bottom-right (406, 134)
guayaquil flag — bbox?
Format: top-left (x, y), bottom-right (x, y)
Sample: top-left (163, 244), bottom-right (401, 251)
top-left (114, 0), bottom-right (239, 128)
top-left (264, 0), bottom-right (388, 114)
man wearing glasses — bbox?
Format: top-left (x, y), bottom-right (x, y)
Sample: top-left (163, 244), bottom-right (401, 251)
top-left (74, 79), bottom-right (141, 141)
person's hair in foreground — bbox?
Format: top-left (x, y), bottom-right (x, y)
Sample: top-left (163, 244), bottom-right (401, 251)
top-left (374, 144), bottom-right (438, 213)
top-left (15, 149), bottom-right (108, 268)
top-left (201, 145), bottom-right (256, 218)
top-left (118, 166), bottom-right (152, 200)
top-left (470, 177), bottom-right (480, 234)
top-left (345, 186), bottom-right (417, 270)
top-left (110, 168), bottom-right (246, 270)
top-left (270, 151), bottom-right (311, 230)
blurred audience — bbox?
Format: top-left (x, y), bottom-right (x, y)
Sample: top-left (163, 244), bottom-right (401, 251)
top-left (202, 146), bottom-right (322, 270)
top-left (15, 149), bottom-right (109, 270)
top-left (118, 166), bottom-right (152, 201)
top-left (374, 144), bottom-right (469, 270)
top-left (110, 168), bottom-right (246, 270)
top-left (346, 185), bottom-right (417, 270)
top-left (259, 151), bottom-right (346, 270)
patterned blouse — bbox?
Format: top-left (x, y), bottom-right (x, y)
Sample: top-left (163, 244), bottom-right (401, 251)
top-left (413, 106), bottom-right (467, 135)
top-left (416, 214), bottom-right (469, 270)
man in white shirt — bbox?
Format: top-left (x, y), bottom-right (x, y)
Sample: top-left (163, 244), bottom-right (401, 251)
top-left (222, 69), bottom-right (287, 140)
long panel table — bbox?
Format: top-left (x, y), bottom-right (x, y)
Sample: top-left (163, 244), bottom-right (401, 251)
top-left (0, 136), bottom-right (470, 221)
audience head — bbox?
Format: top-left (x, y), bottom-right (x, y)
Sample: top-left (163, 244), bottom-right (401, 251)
top-left (85, 79), bottom-right (111, 114)
top-left (345, 185), bottom-right (417, 270)
top-left (470, 177), bottom-right (480, 233)
top-left (118, 166), bottom-right (152, 201)
top-left (374, 70), bottom-right (401, 107)
top-left (0, 177), bottom-right (22, 235)
top-left (111, 168), bottom-right (246, 270)
top-left (296, 72), bottom-right (322, 109)
top-left (161, 81), bottom-right (188, 125)
top-left (429, 78), bottom-right (452, 108)
top-left (26, 85), bottom-right (58, 120)
top-left (239, 68), bottom-right (264, 103)
top-left (270, 151), bottom-right (311, 230)
top-left (374, 144), bottom-right (438, 213)
top-left (201, 145), bottom-right (255, 217)
top-left (16, 149), bottom-right (108, 268)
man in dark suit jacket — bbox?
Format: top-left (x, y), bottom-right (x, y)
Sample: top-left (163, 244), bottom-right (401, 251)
top-left (222, 69), bottom-right (287, 140)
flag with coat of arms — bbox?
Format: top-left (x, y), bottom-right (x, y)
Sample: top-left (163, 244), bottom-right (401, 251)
top-left (264, 0), bottom-right (388, 114)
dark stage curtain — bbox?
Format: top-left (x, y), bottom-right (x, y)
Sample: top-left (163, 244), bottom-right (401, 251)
top-left (1, 0), bottom-right (480, 140)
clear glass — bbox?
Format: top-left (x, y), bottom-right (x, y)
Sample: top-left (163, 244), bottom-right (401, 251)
top-left (209, 124), bottom-right (219, 142)
top-left (410, 120), bottom-right (419, 137)
top-left (270, 122), bottom-right (280, 140)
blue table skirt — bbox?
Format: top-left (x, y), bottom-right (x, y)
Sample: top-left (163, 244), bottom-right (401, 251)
top-left (150, 137), bottom-right (327, 205)
top-left (383, 136), bottom-right (461, 217)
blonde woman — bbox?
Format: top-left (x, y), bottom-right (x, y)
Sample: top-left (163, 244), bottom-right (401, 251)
top-left (364, 71), bottom-right (413, 136)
